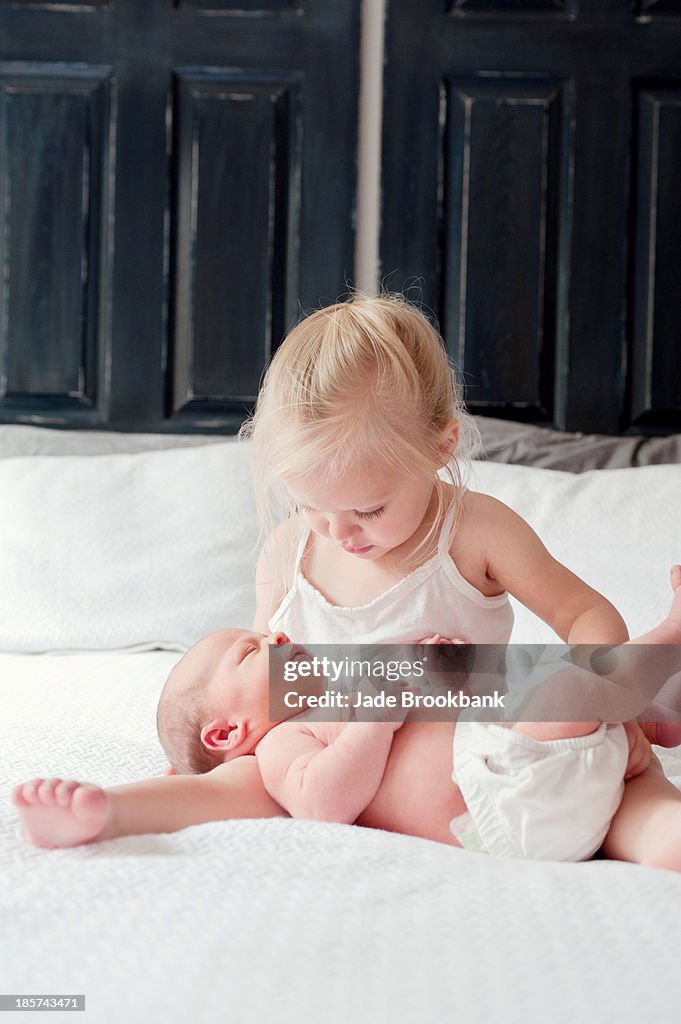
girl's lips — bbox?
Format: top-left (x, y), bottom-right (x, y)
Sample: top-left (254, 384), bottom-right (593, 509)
top-left (343, 544), bottom-right (373, 554)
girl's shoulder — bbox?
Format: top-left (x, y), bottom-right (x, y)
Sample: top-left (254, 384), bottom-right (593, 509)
top-left (460, 487), bottom-right (490, 511)
top-left (253, 516), bottom-right (306, 631)
top-left (459, 487), bottom-right (513, 523)
top-left (444, 485), bottom-right (506, 534)
top-left (261, 514), bottom-right (304, 555)
top-left (447, 489), bottom-right (521, 596)
top-left (455, 487), bottom-right (534, 553)
top-left (257, 516), bottom-right (306, 582)
top-left (454, 486), bottom-right (563, 592)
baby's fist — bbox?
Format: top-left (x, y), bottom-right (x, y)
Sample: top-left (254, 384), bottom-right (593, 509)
top-left (416, 634), bottom-right (469, 646)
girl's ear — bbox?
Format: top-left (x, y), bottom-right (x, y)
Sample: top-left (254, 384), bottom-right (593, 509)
top-left (439, 419), bottom-right (459, 465)
top-left (200, 719), bottom-right (247, 760)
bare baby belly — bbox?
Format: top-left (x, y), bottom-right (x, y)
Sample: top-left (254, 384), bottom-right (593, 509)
top-left (356, 721), bottom-right (466, 847)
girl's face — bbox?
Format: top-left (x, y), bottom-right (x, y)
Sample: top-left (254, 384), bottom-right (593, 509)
top-left (285, 466), bottom-right (437, 561)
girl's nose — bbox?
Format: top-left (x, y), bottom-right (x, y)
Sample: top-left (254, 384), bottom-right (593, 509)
top-left (269, 631), bottom-right (289, 646)
top-left (327, 515), bottom-right (355, 543)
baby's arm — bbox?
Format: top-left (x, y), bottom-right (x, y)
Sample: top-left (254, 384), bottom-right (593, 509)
top-left (13, 757), bottom-right (285, 849)
top-left (255, 721), bottom-right (399, 824)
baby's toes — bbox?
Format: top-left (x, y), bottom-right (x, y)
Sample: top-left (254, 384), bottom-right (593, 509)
top-left (14, 779), bottom-right (47, 806)
top-left (36, 778), bottom-right (61, 804)
top-left (11, 783), bottom-right (32, 807)
top-left (54, 780), bottom-right (77, 808)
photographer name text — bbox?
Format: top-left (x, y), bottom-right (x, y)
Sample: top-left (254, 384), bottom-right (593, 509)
top-left (283, 689), bottom-right (505, 710)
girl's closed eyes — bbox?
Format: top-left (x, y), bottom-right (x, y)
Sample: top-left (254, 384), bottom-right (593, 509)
top-left (298, 504), bottom-right (385, 520)
top-left (355, 507), bottom-right (385, 520)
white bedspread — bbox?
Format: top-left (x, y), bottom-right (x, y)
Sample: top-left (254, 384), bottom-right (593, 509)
top-left (2, 652), bottom-right (681, 1024)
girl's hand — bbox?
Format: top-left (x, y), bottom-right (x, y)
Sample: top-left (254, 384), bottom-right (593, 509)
top-left (623, 721), bottom-right (653, 781)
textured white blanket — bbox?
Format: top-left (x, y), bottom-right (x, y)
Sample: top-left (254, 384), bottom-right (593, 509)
top-left (2, 653), bottom-right (681, 1024)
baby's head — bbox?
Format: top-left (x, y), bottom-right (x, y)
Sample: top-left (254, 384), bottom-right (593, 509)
top-left (156, 628), bottom-right (289, 775)
top-left (241, 293), bottom-right (481, 565)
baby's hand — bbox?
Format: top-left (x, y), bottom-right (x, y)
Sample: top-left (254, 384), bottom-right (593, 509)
top-left (623, 721), bottom-right (653, 781)
top-left (416, 634), bottom-right (470, 646)
top-left (417, 634), bottom-right (471, 683)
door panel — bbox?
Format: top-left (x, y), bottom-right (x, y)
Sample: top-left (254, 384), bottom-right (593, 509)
top-left (170, 70), bottom-right (301, 419)
top-left (631, 84), bottom-right (681, 428)
top-left (0, 0), bottom-right (359, 432)
top-left (0, 65), bottom-right (112, 417)
top-left (444, 76), bottom-right (566, 419)
top-left (382, 0), bottom-right (681, 433)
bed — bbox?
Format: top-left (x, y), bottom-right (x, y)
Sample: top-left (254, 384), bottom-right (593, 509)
top-left (2, 421), bottom-right (681, 1024)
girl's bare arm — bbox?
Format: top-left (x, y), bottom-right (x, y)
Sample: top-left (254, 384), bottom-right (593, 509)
top-left (475, 495), bottom-right (629, 644)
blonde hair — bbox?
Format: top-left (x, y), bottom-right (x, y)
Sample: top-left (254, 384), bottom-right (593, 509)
top-left (240, 293), bottom-right (481, 580)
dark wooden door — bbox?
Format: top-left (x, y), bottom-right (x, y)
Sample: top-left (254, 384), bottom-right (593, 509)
top-left (381, 1), bottom-right (681, 434)
top-left (0, 0), bottom-right (359, 432)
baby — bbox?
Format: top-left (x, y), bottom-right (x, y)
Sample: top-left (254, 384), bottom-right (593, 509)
top-left (13, 578), bottom-right (681, 862)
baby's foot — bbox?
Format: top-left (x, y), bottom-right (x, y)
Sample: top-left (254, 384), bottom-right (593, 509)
top-left (640, 719), bottom-right (681, 749)
top-left (12, 778), bottom-right (110, 849)
top-left (663, 565), bottom-right (681, 636)
top-left (638, 567), bottom-right (681, 747)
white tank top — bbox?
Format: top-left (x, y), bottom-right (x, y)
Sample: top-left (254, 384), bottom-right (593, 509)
top-left (268, 499), bottom-right (514, 645)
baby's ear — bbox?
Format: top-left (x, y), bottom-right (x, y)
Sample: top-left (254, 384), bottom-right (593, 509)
top-left (200, 719), bottom-right (247, 759)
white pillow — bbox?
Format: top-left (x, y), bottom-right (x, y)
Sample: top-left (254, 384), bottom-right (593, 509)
top-left (0, 441), bottom-right (259, 653)
top-left (1, 441), bottom-right (678, 653)
top-left (470, 461), bottom-right (681, 642)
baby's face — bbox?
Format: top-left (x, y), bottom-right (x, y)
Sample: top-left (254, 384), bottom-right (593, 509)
top-left (199, 627), bottom-right (291, 722)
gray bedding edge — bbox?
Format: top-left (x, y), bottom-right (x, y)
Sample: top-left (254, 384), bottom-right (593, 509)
top-left (476, 418), bottom-right (681, 472)
top-left (1, 419), bottom-right (680, 472)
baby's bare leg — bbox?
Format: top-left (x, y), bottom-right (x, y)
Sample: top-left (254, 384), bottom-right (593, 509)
top-left (600, 756), bottom-right (681, 872)
top-left (12, 756), bottom-right (285, 849)
top-left (513, 569), bottom-right (681, 744)
top-left (635, 565), bottom-right (681, 746)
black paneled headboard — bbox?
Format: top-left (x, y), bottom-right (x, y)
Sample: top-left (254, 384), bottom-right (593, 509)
top-left (0, 1), bottom-right (359, 435)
